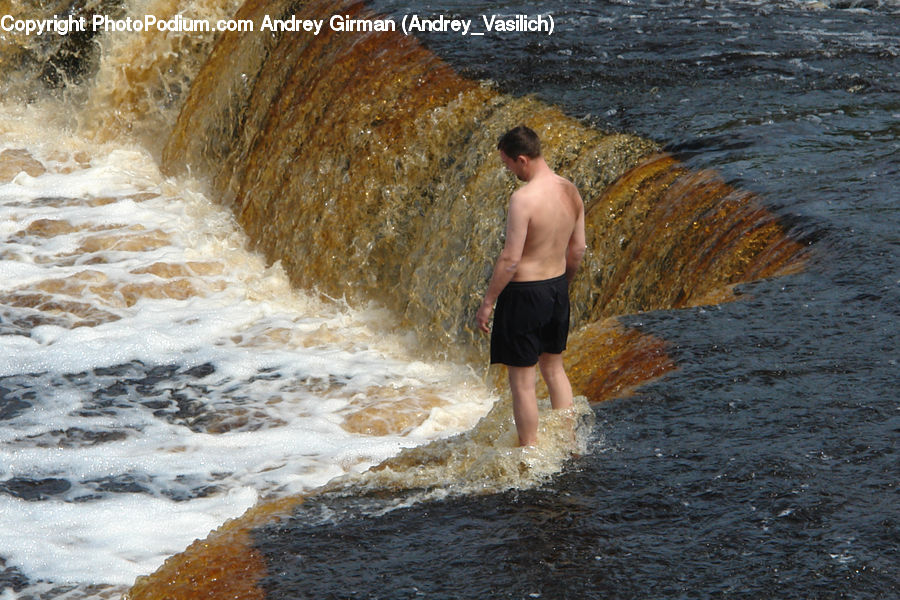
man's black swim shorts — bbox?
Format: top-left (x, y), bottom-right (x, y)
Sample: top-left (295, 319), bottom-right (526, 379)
top-left (490, 273), bottom-right (570, 367)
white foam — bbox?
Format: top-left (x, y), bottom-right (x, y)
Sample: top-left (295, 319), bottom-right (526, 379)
top-left (0, 488), bottom-right (258, 585)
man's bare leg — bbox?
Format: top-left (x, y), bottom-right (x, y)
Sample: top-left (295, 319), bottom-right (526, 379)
top-left (507, 365), bottom-right (539, 446)
top-left (538, 352), bottom-right (574, 410)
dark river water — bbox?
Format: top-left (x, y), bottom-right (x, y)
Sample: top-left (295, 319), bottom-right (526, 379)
top-left (255, 1), bottom-right (899, 598)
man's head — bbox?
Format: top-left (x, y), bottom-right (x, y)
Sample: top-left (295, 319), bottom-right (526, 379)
top-left (497, 126), bottom-right (544, 181)
top-left (497, 125), bottom-right (542, 160)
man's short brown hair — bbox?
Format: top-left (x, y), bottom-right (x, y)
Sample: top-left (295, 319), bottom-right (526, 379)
top-left (497, 125), bottom-right (542, 159)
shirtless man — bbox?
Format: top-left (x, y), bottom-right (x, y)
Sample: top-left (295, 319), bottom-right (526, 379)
top-left (476, 125), bottom-right (586, 447)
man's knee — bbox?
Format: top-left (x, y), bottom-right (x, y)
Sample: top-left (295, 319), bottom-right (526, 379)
top-left (507, 365), bottom-right (537, 394)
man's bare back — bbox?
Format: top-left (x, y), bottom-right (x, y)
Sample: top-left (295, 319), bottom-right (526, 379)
top-left (505, 167), bottom-right (584, 283)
